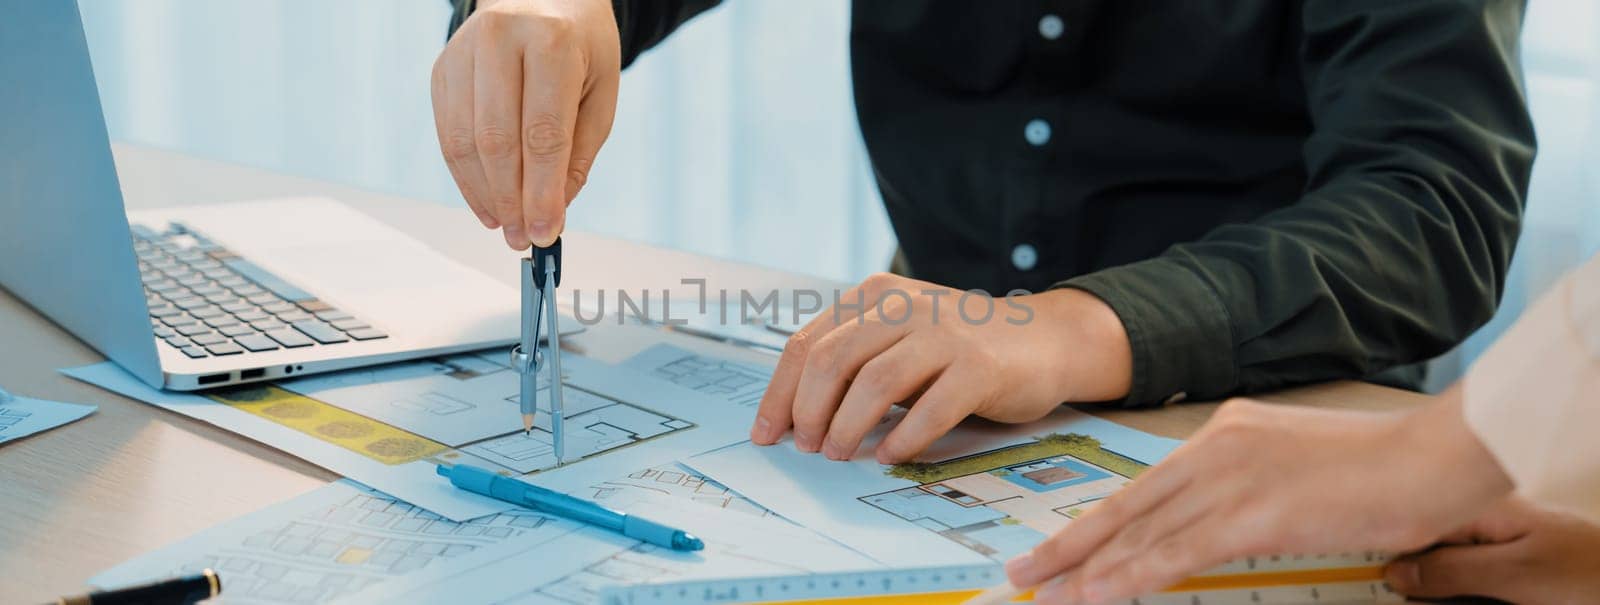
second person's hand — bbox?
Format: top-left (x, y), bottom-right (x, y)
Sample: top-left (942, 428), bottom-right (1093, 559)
top-left (431, 0), bottom-right (621, 250)
top-left (1005, 389), bottom-right (1516, 604)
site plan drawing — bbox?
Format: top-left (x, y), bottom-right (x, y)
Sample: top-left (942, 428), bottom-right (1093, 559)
top-left (63, 347), bottom-right (753, 521)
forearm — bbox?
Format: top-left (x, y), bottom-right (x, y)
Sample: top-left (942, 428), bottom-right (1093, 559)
top-left (1463, 255), bottom-right (1600, 512)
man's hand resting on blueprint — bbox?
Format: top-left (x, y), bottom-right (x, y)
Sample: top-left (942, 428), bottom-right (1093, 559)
top-left (431, 0), bottom-right (621, 250)
top-left (750, 272), bottom-right (1134, 464)
top-left (1002, 390), bottom-right (1517, 604)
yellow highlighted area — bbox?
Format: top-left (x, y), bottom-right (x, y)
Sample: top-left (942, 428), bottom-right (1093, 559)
top-left (207, 384), bottom-right (449, 465)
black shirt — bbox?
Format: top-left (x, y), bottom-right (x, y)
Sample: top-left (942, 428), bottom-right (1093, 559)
top-left (450, 0), bottom-right (1536, 406)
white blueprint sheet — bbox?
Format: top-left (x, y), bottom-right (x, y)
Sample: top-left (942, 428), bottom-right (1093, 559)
top-left (91, 480), bottom-right (578, 603)
top-left (621, 344), bottom-right (773, 409)
top-left (687, 407), bottom-right (1183, 568)
top-left (345, 492), bottom-right (876, 605)
top-left (62, 350), bottom-right (753, 521)
top-left (0, 391), bottom-right (95, 445)
top-left (93, 469), bottom-right (864, 605)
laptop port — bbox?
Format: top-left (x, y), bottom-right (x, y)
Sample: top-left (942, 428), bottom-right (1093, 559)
top-left (197, 372), bottom-right (230, 386)
top-left (240, 368), bottom-right (266, 380)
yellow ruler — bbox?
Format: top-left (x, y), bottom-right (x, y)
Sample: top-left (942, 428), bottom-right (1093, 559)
top-left (598, 555), bottom-right (1399, 605)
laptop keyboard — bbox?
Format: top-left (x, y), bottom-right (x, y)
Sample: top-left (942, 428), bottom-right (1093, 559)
top-left (135, 222), bottom-right (387, 359)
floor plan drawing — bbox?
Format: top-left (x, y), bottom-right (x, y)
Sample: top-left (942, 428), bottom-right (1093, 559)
top-left (66, 349), bottom-right (754, 520)
top-left (623, 344), bottom-right (772, 408)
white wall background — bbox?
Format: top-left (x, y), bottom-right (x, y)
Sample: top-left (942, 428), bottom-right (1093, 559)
top-left (79, 0), bottom-right (1599, 388)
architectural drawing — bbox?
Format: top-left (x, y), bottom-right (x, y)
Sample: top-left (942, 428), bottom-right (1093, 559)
top-left (90, 481), bottom-right (578, 605)
top-left (584, 463), bottom-right (775, 519)
top-left (623, 344), bottom-right (772, 408)
top-left (861, 434), bottom-right (1143, 561)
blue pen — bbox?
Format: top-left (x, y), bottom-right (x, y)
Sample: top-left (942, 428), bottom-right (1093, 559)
top-left (436, 463), bottom-right (705, 551)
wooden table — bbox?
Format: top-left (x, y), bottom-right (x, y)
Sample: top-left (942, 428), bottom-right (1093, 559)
top-left (0, 145), bottom-right (1431, 603)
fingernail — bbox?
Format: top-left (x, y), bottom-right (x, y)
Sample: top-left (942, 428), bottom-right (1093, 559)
top-left (751, 416), bottom-right (773, 444)
top-left (1385, 561), bottom-right (1418, 590)
top-left (1004, 552), bottom-right (1035, 580)
top-left (527, 219), bottom-right (554, 247)
top-left (822, 438), bottom-right (848, 461)
top-left (793, 430), bottom-right (817, 452)
top-left (1034, 576), bottom-right (1068, 603)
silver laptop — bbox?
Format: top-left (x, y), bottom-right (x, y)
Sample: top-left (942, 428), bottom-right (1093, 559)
top-left (0, 1), bottom-right (560, 390)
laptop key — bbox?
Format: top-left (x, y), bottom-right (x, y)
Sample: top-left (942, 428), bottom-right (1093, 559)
top-left (261, 301), bottom-right (296, 314)
top-left (177, 324), bottom-right (214, 337)
top-left (291, 321), bottom-right (349, 344)
top-left (191, 333), bottom-right (228, 346)
top-left (274, 310), bottom-right (312, 323)
top-left (329, 318), bottom-right (369, 331)
top-left (161, 314), bottom-right (198, 327)
top-left (153, 326), bottom-right (177, 338)
top-left (172, 297), bottom-right (211, 310)
top-left (219, 324), bottom-right (258, 337)
top-left (234, 333), bottom-right (281, 352)
top-left (190, 285), bottom-right (225, 297)
top-left (202, 315), bottom-right (239, 328)
top-left (245, 293), bottom-right (280, 305)
top-left (164, 335), bottom-right (192, 348)
top-left (148, 305), bottom-right (183, 318)
top-left (220, 301), bottom-right (255, 314)
top-left (297, 299), bottom-right (334, 313)
top-left (217, 276), bottom-right (248, 288)
top-left (148, 280), bottom-right (182, 293)
top-left (250, 319), bottom-right (286, 332)
top-left (232, 284), bottom-right (266, 297)
top-left (345, 328), bottom-right (388, 341)
top-left (235, 310), bottom-right (270, 322)
top-left (314, 309), bottom-right (352, 322)
top-left (204, 293), bottom-right (240, 305)
top-left (264, 328), bottom-right (315, 348)
top-left (204, 342), bottom-right (244, 356)
top-left (189, 305), bottom-right (226, 319)
top-left (179, 346), bottom-right (209, 359)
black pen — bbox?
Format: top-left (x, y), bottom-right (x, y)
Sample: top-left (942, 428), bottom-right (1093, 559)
top-left (54, 569), bottom-right (220, 605)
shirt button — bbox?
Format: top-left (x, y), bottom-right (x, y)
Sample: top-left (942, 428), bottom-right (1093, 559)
top-left (1024, 119), bottom-right (1051, 146)
top-left (1038, 14), bottom-right (1065, 40)
top-left (1011, 244), bottom-right (1038, 271)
